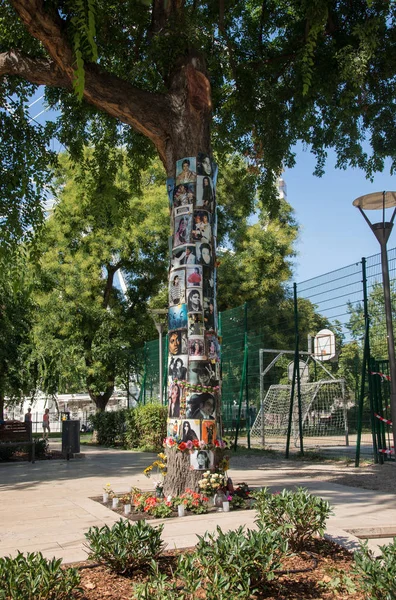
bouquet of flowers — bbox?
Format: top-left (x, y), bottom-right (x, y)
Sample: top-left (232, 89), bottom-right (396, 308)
top-left (198, 471), bottom-right (226, 495)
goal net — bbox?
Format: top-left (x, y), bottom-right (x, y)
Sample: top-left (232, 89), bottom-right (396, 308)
top-left (251, 379), bottom-right (348, 446)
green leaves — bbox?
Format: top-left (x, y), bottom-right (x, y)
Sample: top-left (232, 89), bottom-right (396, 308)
top-left (0, 551), bottom-right (81, 600)
top-left (354, 539), bottom-right (396, 600)
top-left (84, 519), bottom-right (165, 574)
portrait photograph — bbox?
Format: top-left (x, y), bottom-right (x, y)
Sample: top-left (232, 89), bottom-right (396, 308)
top-left (169, 269), bottom-right (185, 306)
top-left (203, 267), bottom-right (215, 297)
top-left (190, 449), bottom-right (214, 471)
top-left (168, 329), bottom-right (188, 356)
top-left (174, 214), bottom-right (192, 248)
top-left (168, 304), bottom-right (188, 330)
top-left (173, 182), bottom-right (196, 207)
top-left (186, 265), bottom-right (202, 288)
top-left (197, 152), bottom-right (213, 177)
top-left (168, 354), bottom-right (188, 382)
top-left (189, 361), bottom-right (218, 387)
top-left (174, 204), bottom-right (193, 217)
top-left (202, 420), bottom-right (216, 445)
top-left (197, 241), bottom-right (212, 266)
top-left (196, 175), bottom-right (214, 211)
top-left (168, 382), bottom-right (183, 418)
top-left (180, 245), bottom-right (196, 265)
top-left (206, 333), bottom-right (220, 361)
top-left (176, 157), bottom-right (197, 185)
top-left (188, 313), bottom-right (204, 337)
top-left (186, 391), bottom-right (216, 420)
top-left (188, 336), bottom-right (205, 359)
top-left (187, 288), bottom-right (203, 313)
top-left (180, 419), bottom-right (200, 443)
top-left (167, 418), bottom-right (181, 439)
top-left (191, 210), bottom-right (211, 243)
top-left (203, 297), bottom-right (216, 331)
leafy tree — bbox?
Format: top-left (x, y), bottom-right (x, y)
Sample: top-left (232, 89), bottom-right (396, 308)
top-left (32, 153), bottom-right (169, 411)
top-left (0, 252), bottom-right (37, 418)
top-left (0, 0), bottom-right (395, 244)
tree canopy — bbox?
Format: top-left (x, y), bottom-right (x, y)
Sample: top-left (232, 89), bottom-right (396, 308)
top-left (1, 0), bottom-right (395, 248)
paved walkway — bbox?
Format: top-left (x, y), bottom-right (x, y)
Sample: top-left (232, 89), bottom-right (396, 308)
top-left (0, 443), bottom-right (395, 564)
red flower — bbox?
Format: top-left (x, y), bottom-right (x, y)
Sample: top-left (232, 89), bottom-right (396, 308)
top-left (192, 439), bottom-right (200, 448)
top-left (178, 442), bottom-right (187, 451)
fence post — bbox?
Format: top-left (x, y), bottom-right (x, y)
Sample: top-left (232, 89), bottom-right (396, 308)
top-left (234, 305), bottom-right (248, 450)
top-left (245, 303), bottom-right (251, 449)
top-left (286, 283), bottom-right (303, 457)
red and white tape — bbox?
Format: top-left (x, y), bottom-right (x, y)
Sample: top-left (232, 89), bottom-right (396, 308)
top-left (370, 371), bottom-right (391, 381)
top-left (374, 413), bottom-right (393, 426)
top-left (378, 448), bottom-right (395, 455)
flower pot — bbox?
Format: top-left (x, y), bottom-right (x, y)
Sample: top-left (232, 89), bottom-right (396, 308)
top-left (103, 492), bottom-right (109, 503)
top-left (112, 497), bottom-right (119, 509)
top-left (177, 505), bottom-right (185, 517)
top-left (156, 487), bottom-right (164, 499)
top-left (222, 501), bottom-right (230, 512)
top-left (124, 504), bottom-right (131, 515)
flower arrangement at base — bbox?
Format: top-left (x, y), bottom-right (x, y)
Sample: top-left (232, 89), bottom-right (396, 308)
top-left (198, 471), bottom-right (226, 495)
top-left (172, 489), bottom-right (209, 514)
top-left (164, 437), bottom-right (226, 453)
top-left (119, 493), bottom-right (131, 506)
top-left (143, 497), bottom-right (173, 518)
top-left (143, 452), bottom-right (167, 477)
top-left (103, 483), bottom-right (114, 498)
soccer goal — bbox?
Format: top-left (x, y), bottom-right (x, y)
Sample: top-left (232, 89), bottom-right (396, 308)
top-left (251, 378), bottom-right (349, 448)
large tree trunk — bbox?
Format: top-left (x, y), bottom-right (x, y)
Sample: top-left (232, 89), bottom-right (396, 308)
top-left (163, 145), bottom-right (223, 497)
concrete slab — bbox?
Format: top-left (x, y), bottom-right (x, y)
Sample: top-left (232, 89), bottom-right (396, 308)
top-left (0, 445), bottom-right (394, 563)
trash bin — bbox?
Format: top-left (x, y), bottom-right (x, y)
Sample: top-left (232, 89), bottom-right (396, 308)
top-left (62, 420), bottom-right (80, 457)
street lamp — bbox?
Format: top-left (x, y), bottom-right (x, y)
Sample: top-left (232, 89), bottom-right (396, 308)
top-left (149, 309), bottom-right (168, 405)
top-left (353, 191), bottom-right (396, 453)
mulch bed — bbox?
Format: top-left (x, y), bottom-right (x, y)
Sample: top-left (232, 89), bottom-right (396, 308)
top-left (73, 538), bottom-right (365, 599)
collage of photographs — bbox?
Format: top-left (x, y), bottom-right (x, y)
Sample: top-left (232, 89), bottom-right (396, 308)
top-left (166, 155), bottom-right (221, 469)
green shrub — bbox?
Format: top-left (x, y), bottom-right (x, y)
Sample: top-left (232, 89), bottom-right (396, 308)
top-left (89, 409), bottom-right (128, 446)
top-left (84, 518), bottom-right (165, 574)
top-left (134, 525), bottom-right (288, 600)
top-left (125, 404), bottom-right (167, 451)
top-left (354, 539), bottom-right (396, 600)
top-left (253, 487), bottom-right (332, 550)
top-left (0, 551), bottom-right (81, 600)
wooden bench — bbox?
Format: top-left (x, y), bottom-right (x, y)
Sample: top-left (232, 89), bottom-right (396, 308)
top-left (0, 421), bottom-right (35, 462)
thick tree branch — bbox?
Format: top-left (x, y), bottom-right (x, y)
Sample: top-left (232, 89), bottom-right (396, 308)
top-left (0, 50), bottom-right (71, 87)
top-left (9, 0), bottom-right (170, 160)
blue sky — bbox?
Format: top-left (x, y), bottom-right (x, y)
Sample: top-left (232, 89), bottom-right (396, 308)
top-left (284, 144), bottom-right (396, 283)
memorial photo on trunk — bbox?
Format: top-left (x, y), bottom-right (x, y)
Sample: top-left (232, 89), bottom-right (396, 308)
top-left (175, 204), bottom-right (193, 217)
top-left (188, 313), bottom-right (204, 337)
top-left (168, 355), bottom-right (188, 381)
top-left (169, 269), bottom-right (185, 306)
top-left (189, 361), bottom-right (219, 387)
top-left (168, 304), bottom-right (188, 330)
top-left (206, 333), bottom-right (220, 361)
top-left (186, 265), bottom-right (202, 287)
top-left (186, 392), bottom-right (216, 420)
top-left (188, 337), bottom-right (205, 358)
top-left (190, 449), bottom-right (214, 471)
top-left (173, 182), bottom-right (196, 207)
top-left (167, 419), bottom-right (181, 439)
top-left (204, 298), bottom-right (216, 330)
top-left (203, 267), bottom-right (215, 297)
top-left (187, 288), bottom-right (203, 313)
top-left (168, 382), bottom-right (182, 418)
top-left (180, 419), bottom-right (200, 443)
top-left (202, 420), bottom-right (216, 445)
top-left (196, 175), bottom-right (214, 211)
top-left (176, 157), bottom-right (197, 184)
top-left (197, 152), bottom-right (213, 177)
top-left (197, 242), bottom-right (212, 266)
top-left (174, 214), bottom-right (192, 247)
top-left (168, 330), bottom-right (188, 356)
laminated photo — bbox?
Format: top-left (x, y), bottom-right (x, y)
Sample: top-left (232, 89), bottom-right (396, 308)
top-left (187, 288), bottom-right (203, 313)
top-left (176, 157), bottom-right (197, 185)
top-left (192, 210), bottom-right (211, 243)
top-left (203, 297), bottom-right (216, 330)
top-left (186, 392), bottom-right (216, 420)
top-left (202, 420), bottom-right (216, 445)
top-left (188, 336), bottom-right (205, 359)
top-left (189, 361), bottom-right (218, 387)
top-left (171, 245), bottom-right (197, 268)
top-left (180, 419), bottom-right (200, 443)
top-left (186, 265), bottom-right (202, 288)
top-left (168, 382), bottom-right (182, 418)
top-left (206, 333), bottom-right (220, 361)
top-left (169, 269), bottom-right (185, 306)
top-left (197, 241), bottom-right (212, 266)
top-left (190, 449), bottom-right (214, 471)
top-left (173, 183), bottom-right (196, 207)
top-left (174, 214), bottom-right (192, 247)
top-left (167, 418), bottom-right (181, 439)
top-left (168, 354), bottom-right (188, 381)
top-left (188, 313), bottom-right (205, 337)
top-left (168, 304), bottom-right (188, 330)
top-left (197, 152), bottom-right (213, 177)
top-left (175, 204), bottom-right (193, 217)
top-left (168, 330), bottom-right (188, 356)
top-left (196, 175), bottom-right (214, 211)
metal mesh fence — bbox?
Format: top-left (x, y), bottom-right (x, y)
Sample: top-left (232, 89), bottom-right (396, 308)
top-left (140, 247), bottom-right (396, 459)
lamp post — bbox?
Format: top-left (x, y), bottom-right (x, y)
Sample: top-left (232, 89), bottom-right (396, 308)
top-left (149, 309), bottom-right (168, 405)
top-left (353, 191), bottom-right (396, 454)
